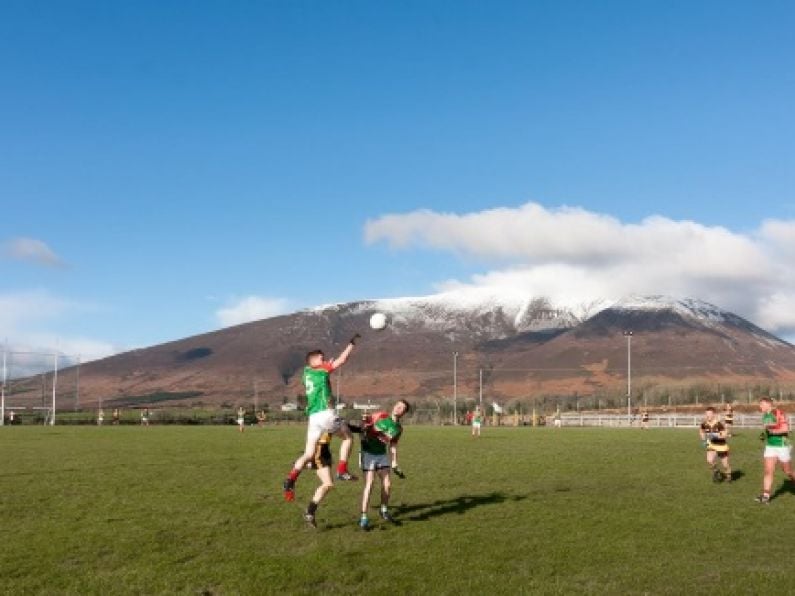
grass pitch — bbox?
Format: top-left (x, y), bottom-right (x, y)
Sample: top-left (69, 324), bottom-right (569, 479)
top-left (1, 425), bottom-right (793, 595)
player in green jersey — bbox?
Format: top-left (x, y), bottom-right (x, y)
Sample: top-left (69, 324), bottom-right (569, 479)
top-left (355, 399), bottom-right (410, 530)
top-left (755, 396), bottom-right (795, 504)
top-left (471, 406), bottom-right (483, 437)
top-left (282, 334), bottom-right (360, 502)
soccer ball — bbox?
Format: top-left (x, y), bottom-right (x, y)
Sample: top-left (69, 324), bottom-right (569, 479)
top-left (369, 312), bottom-right (388, 331)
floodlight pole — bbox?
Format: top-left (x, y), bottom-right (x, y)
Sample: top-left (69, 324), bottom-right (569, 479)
top-left (1, 343), bottom-right (6, 426)
top-left (75, 355), bottom-right (81, 411)
top-left (453, 352), bottom-right (458, 425)
top-left (51, 352), bottom-right (58, 426)
top-left (479, 368), bottom-right (483, 408)
top-left (623, 331), bottom-right (633, 424)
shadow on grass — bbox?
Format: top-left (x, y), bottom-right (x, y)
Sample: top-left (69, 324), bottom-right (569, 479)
top-left (729, 470), bottom-right (745, 482)
top-left (771, 478), bottom-right (795, 501)
top-left (318, 492), bottom-right (528, 531)
top-left (393, 491), bottom-right (528, 522)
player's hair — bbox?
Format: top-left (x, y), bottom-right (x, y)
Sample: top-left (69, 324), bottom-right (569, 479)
top-left (759, 396), bottom-right (773, 403)
top-left (397, 399), bottom-right (411, 413)
top-left (705, 406), bottom-right (715, 413)
top-left (305, 350), bottom-right (324, 364)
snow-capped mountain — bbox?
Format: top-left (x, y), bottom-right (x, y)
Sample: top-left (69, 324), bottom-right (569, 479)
top-left (312, 290), bottom-right (610, 339)
top-left (23, 290), bottom-right (795, 407)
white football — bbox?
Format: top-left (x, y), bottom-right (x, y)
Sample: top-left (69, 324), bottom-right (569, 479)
top-left (369, 312), bottom-right (388, 331)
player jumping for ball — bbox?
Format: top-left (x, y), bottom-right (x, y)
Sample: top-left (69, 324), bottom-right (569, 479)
top-left (699, 406), bottom-right (731, 483)
top-left (302, 431), bottom-right (335, 528)
top-left (353, 399), bottom-right (410, 530)
top-left (755, 396), bottom-right (795, 504)
top-left (282, 335), bottom-right (360, 501)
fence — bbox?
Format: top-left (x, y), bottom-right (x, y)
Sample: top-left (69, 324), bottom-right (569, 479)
top-left (559, 413), bottom-right (784, 428)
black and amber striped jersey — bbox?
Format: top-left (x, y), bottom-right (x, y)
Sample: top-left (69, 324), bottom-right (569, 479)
top-left (700, 420), bottom-right (728, 451)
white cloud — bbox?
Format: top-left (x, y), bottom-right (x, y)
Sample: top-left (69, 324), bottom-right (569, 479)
top-left (3, 237), bottom-right (66, 267)
top-left (365, 202), bottom-right (795, 338)
top-left (0, 290), bottom-right (120, 376)
top-left (0, 290), bottom-right (72, 331)
top-left (216, 296), bottom-right (289, 328)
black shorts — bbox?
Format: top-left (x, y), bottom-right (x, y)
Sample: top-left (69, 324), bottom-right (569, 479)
top-left (307, 442), bottom-right (332, 470)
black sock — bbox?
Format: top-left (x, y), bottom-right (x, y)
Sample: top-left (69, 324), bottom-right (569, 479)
top-left (307, 501), bottom-right (318, 515)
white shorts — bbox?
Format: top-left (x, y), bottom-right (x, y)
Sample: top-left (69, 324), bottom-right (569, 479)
top-left (237, 418), bottom-right (244, 425)
top-left (307, 409), bottom-right (342, 444)
top-left (763, 445), bottom-right (792, 462)
top-left (472, 421), bottom-right (481, 429)
top-left (361, 451), bottom-right (390, 471)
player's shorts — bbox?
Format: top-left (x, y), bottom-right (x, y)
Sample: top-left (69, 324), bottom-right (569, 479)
top-left (360, 451), bottom-right (390, 471)
top-left (764, 445), bottom-right (792, 462)
top-left (307, 409), bottom-right (343, 444)
top-left (237, 418), bottom-right (244, 425)
top-left (472, 421), bottom-right (482, 429)
top-left (307, 442), bottom-right (332, 470)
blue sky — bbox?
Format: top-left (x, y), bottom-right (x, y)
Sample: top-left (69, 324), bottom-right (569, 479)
top-left (2, 0), bottom-right (795, 358)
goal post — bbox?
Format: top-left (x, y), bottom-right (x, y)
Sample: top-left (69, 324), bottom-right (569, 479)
top-left (1, 349), bottom-right (76, 426)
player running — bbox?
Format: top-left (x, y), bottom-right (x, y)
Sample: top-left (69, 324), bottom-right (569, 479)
top-left (699, 407), bottom-right (731, 483)
top-left (755, 396), bottom-right (795, 504)
top-left (302, 431), bottom-right (335, 528)
top-left (282, 335), bottom-right (360, 502)
top-left (354, 399), bottom-right (410, 530)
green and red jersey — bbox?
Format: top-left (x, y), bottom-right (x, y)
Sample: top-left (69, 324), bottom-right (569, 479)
top-left (361, 411), bottom-right (403, 455)
top-left (762, 409), bottom-right (791, 447)
top-left (302, 362), bottom-right (336, 416)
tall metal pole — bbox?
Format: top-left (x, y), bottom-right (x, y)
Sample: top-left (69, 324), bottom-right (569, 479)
top-left (479, 368), bottom-right (483, 408)
top-left (1, 343), bottom-right (6, 426)
top-left (75, 356), bottom-right (81, 411)
top-left (453, 352), bottom-right (458, 425)
top-left (335, 370), bottom-right (341, 408)
top-left (51, 352), bottom-right (58, 426)
top-left (624, 331), bottom-right (632, 423)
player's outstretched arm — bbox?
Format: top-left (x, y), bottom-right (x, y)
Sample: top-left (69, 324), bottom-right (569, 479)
top-left (331, 334), bottom-right (360, 370)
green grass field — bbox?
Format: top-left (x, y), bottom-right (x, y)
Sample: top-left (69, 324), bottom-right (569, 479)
top-left (1, 425), bottom-right (793, 595)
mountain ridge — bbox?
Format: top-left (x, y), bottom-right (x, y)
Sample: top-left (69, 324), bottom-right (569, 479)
top-left (13, 292), bottom-right (795, 407)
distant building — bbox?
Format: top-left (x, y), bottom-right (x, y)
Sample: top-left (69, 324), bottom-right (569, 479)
top-left (353, 402), bottom-right (378, 412)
